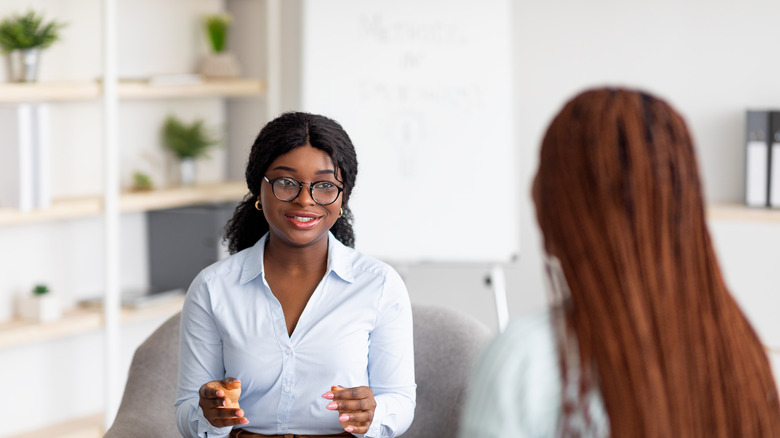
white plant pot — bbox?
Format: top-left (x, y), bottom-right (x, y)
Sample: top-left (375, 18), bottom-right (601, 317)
top-left (180, 158), bottom-right (197, 186)
top-left (18, 293), bottom-right (61, 323)
top-left (200, 52), bottom-right (242, 78)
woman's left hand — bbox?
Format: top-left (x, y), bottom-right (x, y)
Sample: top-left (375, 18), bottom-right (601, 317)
top-left (322, 385), bottom-right (376, 434)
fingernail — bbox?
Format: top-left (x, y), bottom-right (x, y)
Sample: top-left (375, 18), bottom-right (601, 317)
top-left (216, 391), bottom-right (223, 397)
top-left (331, 385), bottom-right (342, 391)
top-left (345, 426), bottom-right (354, 433)
top-left (326, 402), bottom-right (338, 410)
top-left (236, 410), bottom-right (244, 417)
top-left (241, 418), bottom-right (249, 424)
top-left (322, 392), bottom-right (334, 399)
top-left (339, 414), bottom-right (349, 422)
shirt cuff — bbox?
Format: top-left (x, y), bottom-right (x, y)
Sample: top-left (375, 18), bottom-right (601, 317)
top-left (363, 400), bottom-right (394, 438)
top-left (197, 407), bottom-right (232, 438)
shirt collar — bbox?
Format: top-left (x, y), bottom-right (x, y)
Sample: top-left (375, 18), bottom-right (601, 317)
top-left (327, 232), bottom-right (356, 283)
top-left (239, 232), bottom-right (356, 285)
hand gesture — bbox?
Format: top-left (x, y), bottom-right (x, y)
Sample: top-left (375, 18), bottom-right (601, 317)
top-left (198, 377), bottom-right (248, 428)
top-left (322, 385), bottom-right (376, 434)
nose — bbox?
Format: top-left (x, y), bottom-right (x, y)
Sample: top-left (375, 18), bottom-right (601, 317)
top-left (293, 182), bottom-right (317, 206)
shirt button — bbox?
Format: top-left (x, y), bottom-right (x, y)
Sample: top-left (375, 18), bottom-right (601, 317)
top-left (283, 385), bottom-right (291, 393)
top-left (280, 424), bottom-right (286, 430)
top-left (285, 348), bottom-right (292, 354)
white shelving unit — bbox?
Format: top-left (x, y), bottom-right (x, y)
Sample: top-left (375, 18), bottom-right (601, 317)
top-left (0, 1), bottom-right (282, 436)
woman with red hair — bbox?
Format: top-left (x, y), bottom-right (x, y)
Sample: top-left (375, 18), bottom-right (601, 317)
top-left (461, 87), bottom-right (780, 437)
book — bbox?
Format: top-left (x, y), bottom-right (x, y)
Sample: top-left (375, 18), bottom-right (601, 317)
top-left (769, 111), bottom-right (780, 208)
top-left (745, 110), bottom-right (771, 207)
top-left (0, 104), bottom-right (50, 211)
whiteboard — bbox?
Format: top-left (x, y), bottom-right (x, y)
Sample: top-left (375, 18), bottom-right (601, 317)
top-left (301, 0), bottom-right (517, 263)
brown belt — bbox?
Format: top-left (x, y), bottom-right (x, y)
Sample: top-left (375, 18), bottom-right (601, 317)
top-left (229, 429), bottom-right (352, 438)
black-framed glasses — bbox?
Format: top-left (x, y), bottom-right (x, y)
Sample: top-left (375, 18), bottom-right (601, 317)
top-left (263, 176), bottom-right (344, 206)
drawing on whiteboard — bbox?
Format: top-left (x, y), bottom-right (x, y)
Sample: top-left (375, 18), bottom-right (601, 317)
top-left (390, 109), bottom-right (425, 177)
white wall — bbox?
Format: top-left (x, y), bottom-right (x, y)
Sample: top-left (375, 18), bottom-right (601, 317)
top-left (505, 0), bottom-right (780, 373)
top-left (249, 0), bottom-right (780, 375)
top-left (387, 0), bottom-right (780, 337)
top-left (4, 0), bottom-right (780, 435)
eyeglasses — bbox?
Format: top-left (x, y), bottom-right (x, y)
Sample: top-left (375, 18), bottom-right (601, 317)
top-left (263, 176), bottom-right (344, 206)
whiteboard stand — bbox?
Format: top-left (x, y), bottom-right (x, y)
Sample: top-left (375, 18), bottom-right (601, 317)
top-left (487, 265), bottom-right (509, 332)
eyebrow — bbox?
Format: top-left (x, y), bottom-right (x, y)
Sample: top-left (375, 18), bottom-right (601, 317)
top-left (271, 166), bottom-right (337, 176)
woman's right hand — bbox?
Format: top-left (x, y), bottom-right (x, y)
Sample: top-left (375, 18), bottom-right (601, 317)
top-left (198, 377), bottom-right (249, 428)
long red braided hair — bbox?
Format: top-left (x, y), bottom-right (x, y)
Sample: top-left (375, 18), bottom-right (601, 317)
top-left (533, 87), bottom-right (780, 436)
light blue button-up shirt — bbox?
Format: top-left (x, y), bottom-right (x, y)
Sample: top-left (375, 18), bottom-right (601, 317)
top-left (460, 310), bottom-right (608, 438)
top-left (175, 233), bottom-right (416, 438)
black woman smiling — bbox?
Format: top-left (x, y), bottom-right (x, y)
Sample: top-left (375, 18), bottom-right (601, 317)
top-left (175, 112), bottom-right (416, 438)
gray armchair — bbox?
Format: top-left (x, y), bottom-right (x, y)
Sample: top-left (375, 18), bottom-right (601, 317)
top-left (104, 304), bottom-right (491, 437)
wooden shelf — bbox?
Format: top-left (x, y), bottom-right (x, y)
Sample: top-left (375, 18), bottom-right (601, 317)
top-left (707, 203), bottom-right (780, 223)
top-left (0, 180), bottom-right (248, 227)
top-left (0, 295), bottom-right (184, 349)
top-left (119, 78), bottom-right (266, 99)
top-left (0, 82), bottom-right (100, 102)
top-left (0, 78), bottom-right (266, 102)
top-left (120, 180), bottom-right (248, 212)
top-left (0, 294), bottom-right (184, 350)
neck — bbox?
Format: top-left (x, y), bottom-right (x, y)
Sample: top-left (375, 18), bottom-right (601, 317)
top-left (264, 234), bottom-right (329, 274)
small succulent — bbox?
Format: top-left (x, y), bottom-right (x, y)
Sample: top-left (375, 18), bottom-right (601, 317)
top-left (204, 13), bottom-right (232, 53)
top-left (32, 284), bottom-right (50, 295)
top-left (132, 171), bottom-right (154, 191)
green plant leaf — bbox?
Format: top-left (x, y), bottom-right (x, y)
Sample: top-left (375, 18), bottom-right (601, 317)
top-left (132, 171), bottom-right (154, 191)
top-left (204, 13), bottom-right (231, 53)
top-left (161, 115), bottom-right (221, 159)
top-left (0, 10), bottom-right (67, 53)
top-left (32, 284), bottom-right (50, 295)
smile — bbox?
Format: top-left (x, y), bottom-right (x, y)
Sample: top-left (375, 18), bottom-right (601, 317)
top-left (285, 213), bottom-right (322, 229)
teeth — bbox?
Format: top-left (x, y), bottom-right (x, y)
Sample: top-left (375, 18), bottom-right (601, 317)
top-left (292, 216), bottom-right (315, 222)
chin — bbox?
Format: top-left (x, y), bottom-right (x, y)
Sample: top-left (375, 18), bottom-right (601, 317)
top-left (276, 228), bottom-right (330, 248)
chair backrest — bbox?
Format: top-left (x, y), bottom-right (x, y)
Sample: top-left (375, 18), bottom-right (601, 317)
top-left (104, 312), bottom-right (182, 438)
top-left (404, 304), bottom-right (491, 438)
top-left (104, 305), bottom-right (491, 437)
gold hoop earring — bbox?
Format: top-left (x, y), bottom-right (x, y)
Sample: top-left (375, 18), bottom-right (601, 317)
top-left (255, 200), bottom-right (262, 211)
top-left (339, 208), bottom-right (343, 217)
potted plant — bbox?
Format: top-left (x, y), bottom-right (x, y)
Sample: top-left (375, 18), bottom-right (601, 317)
top-left (0, 10), bottom-right (67, 82)
top-left (18, 283), bottom-right (61, 323)
top-left (131, 171), bottom-right (154, 191)
top-left (200, 12), bottom-right (241, 78)
top-left (161, 115), bottom-right (220, 186)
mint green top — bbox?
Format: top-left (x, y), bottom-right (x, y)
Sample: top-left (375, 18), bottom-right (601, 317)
top-left (459, 311), bottom-right (609, 437)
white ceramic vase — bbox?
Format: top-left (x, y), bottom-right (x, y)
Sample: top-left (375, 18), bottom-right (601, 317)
top-left (180, 157), bottom-right (197, 186)
top-left (18, 293), bottom-right (61, 323)
top-left (200, 52), bottom-right (242, 78)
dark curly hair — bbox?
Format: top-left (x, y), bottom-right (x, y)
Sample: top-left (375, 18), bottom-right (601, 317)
top-left (225, 112), bottom-right (358, 254)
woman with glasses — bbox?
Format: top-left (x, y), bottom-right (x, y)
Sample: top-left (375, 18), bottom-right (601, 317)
top-left (460, 88), bottom-right (780, 437)
top-left (175, 112), bottom-right (415, 438)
